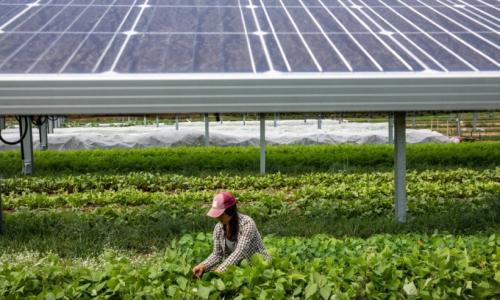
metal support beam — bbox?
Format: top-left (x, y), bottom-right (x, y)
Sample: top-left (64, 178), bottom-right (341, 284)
top-left (317, 113), bottom-right (322, 129)
top-left (273, 113), bottom-right (277, 127)
top-left (473, 112), bottom-right (479, 132)
top-left (144, 115), bottom-right (147, 126)
top-left (49, 117), bottom-right (54, 133)
top-left (260, 113), bottom-right (266, 175)
top-left (156, 114), bottom-right (159, 127)
top-left (388, 112), bottom-right (394, 144)
top-left (394, 112), bottom-right (407, 223)
top-left (20, 116), bottom-right (34, 175)
top-left (243, 113), bottom-right (246, 126)
top-left (175, 115), bottom-right (179, 130)
top-left (412, 112), bottom-right (416, 129)
top-left (456, 113), bottom-right (461, 137)
top-left (40, 118), bottom-right (48, 150)
top-left (304, 113), bottom-right (307, 123)
top-left (204, 113), bottom-right (209, 146)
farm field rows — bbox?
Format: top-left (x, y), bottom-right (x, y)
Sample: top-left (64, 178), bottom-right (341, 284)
top-left (0, 144), bottom-right (499, 298)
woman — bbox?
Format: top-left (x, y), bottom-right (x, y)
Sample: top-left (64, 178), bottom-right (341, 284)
top-left (192, 191), bottom-right (270, 277)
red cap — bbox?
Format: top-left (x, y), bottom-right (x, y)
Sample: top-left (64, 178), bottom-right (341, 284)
top-left (207, 192), bottom-right (236, 218)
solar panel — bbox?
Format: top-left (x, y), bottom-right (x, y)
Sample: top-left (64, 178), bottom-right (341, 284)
top-left (0, 0), bottom-right (498, 74)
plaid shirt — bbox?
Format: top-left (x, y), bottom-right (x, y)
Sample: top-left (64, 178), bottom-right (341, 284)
top-left (201, 213), bottom-right (270, 272)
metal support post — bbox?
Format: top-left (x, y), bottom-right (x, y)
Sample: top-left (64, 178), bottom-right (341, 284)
top-left (259, 113), bottom-right (266, 175)
top-left (48, 117), bottom-right (54, 133)
top-left (317, 113), bottom-right (322, 129)
top-left (456, 113), bottom-right (461, 137)
top-left (473, 112), bottom-right (478, 132)
top-left (394, 112), bottom-right (407, 223)
top-left (412, 112), bottom-right (416, 129)
top-left (156, 115), bottom-right (159, 127)
top-left (273, 113), bottom-right (278, 127)
top-left (204, 113), bottom-right (209, 146)
top-left (144, 115), bottom-right (147, 126)
top-left (175, 115), bottom-right (179, 130)
top-left (0, 116), bottom-right (5, 130)
top-left (243, 113), bottom-right (246, 126)
top-left (388, 112), bottom-right (394, 144)
top-left (304, 113), bottom-right (307, 123)
top-left (20, 116), bottom-right (34, 175)
top-left (40, 118), bottom-right (48, 150)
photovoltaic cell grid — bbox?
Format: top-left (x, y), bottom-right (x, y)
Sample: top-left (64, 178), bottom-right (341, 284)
top-left (0, 0), bottom-right (498, 74)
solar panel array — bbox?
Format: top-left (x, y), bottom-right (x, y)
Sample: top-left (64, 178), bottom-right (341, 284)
top-left (0, 0), bottom-right (498, 74)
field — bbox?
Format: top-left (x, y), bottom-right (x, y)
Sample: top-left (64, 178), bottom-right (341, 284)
top-left (0, 143), bottom-right (499, 299)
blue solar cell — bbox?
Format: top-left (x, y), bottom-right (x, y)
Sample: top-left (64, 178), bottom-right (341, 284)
top-left (0, 0), bottom-right (497, 74)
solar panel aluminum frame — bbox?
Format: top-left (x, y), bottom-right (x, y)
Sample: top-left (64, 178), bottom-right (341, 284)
top-left (0, 71), bottom-right (499, 115)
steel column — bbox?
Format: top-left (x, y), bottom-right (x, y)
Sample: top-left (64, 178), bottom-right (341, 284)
top-left (388, 112), bottom-right (394, 144)
top-left (40, 118), bottom-right (48, 150)
top-left (260, 113), bottom-right (266, 175)
top-left (204, 113), bottom-right (209, 146)
top-left (394, 112), bottom-right (407, 223)
top-left (473, 112), bottom-right (479, 132)
top-left (20, 116), bottom-right (34, 175)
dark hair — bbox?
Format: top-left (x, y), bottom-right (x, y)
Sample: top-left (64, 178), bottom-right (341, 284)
top-left (223, 204), bottom-right (239, 241)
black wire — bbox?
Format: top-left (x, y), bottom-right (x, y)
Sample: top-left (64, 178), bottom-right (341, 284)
top-left (0, 116), bottom-right (29, 145)
top-left (32, 116), bottom-right (48, 128)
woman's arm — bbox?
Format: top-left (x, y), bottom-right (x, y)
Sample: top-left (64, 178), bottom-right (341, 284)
top-left (200, 224), bottom-right (224, 271)
top-left (216, 218), bottom-right (256, 272)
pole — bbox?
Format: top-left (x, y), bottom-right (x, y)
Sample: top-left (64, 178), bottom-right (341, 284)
top-left (175, 115), bottom-right (179, 130)
top-left (394, 112), bottom-right (407, 223)
top-left (40, 118), bottom-right (48, 150)
top-left (317, 113), bottom-right (322, 129)
top-left (204, 113), bottom-right (209, 146)
top-left (473, 112), bottom-right (478, 133)
top-left (156, 114), bottom-right (159, 127)
top-left (388, 112), bottom-right (394, 144)
top-left (456, 113), bottom-right (461, 137)
top-left (260, 113), bottom-right (266, 175)
top-left (274, 113), bottom-right (277, 127)
top-left (412, 112), bottom-right (416, 129)
top-left (21, 116), bottom-right (34, 175)
top-left (0, 116), bottom-right (5, 130)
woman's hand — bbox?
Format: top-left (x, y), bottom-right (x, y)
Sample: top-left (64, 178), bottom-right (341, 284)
top-left (192, 264), bottom-right (205, 279)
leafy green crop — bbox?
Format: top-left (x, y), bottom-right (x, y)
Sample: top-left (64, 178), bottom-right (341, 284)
top-left (0, 143), bottom-right (498, 177)
top-left (1, 233), bottom-right (499, 299)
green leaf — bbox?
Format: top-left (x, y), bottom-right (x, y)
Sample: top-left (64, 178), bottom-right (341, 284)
top-left (45, 293), bottom-right (56, 300)
top-left (213, 279), bottom-right (225, 291)
top-left (403, 281), bottom-right (418, 296)
top-left (305, 282), bottom-right (318, 299)
top-left (176, 277), bottom-right (188, 290)
top-left (197, 285), bottom-right (214, 299)
top-left (320, 286), bottom-right (331, 300)
top-left (495, 271), bottom-right (500, 283)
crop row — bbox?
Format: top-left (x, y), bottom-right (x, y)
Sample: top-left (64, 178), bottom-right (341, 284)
top-left (3, 168), bottom-right (498, 195)
top-left (1, 143), bottom-right (499, 177)
top-left (1, 233), bottom-right (498, 299)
